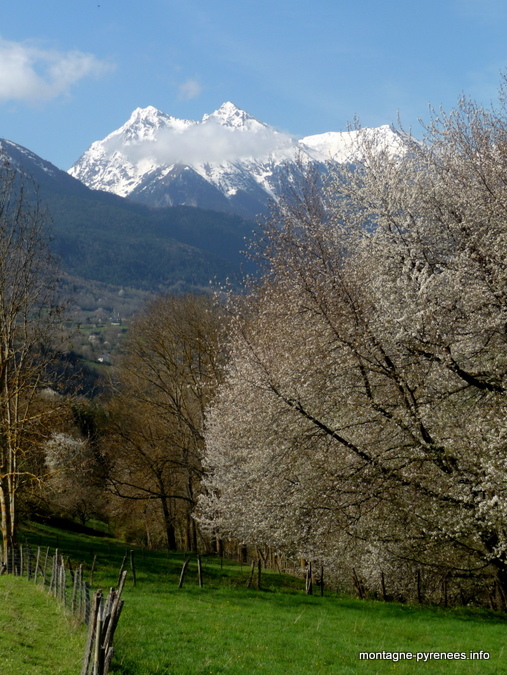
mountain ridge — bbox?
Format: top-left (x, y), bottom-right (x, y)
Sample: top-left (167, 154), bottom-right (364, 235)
top-left (69, 103), bottom-right (404, 220)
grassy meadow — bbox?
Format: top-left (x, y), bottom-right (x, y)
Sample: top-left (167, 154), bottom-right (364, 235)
top-left (0, 574), bottom-right (86, 674)
top-left (4, 522), bottom-right (505, 674)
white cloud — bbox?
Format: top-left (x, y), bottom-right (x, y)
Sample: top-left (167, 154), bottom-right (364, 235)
top-left (119, 120), bottom-right (295, 166)
top-left (0, 37), bottom-right (114, 103)
top-left (178, 78), bottom-right (202, 100)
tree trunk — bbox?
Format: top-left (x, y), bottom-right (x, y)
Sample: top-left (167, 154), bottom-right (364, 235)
top-left (484, 537), bottom-right (507, 611)
top-left (0, 481), bottom-right (15, 566)
top-left (189, 515), bottom-right (198, 553)
top-left (494, 565), bottom-right (507, 611)
top-left (0, 490), bottom-right (8, 566)
top-left (160, 496), bottom-right (177, 551)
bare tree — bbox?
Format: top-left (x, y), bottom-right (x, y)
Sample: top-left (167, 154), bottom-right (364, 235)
top-left (199, 81), bottom-right (507, 605)
top-left (105, 293), bottom-right (224, 551)
top-left (0, 163), bottom-right (66, 565)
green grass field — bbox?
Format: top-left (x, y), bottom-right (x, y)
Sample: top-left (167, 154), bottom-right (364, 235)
top-left (0, 575), bottom-right (86, 674)
top-left (8, 523), bottom-right (506, 674)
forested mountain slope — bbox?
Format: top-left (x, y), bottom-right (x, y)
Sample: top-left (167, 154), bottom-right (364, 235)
top-left (1, 138), bottom-right (257, 292)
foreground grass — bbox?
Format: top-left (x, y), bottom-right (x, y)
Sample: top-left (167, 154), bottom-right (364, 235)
top-left (112, 589), bottom-right (507, 675)
top-left (0, 575), bottom-right (86, 675)
top-left (21, 523), bottom-right (507, 674)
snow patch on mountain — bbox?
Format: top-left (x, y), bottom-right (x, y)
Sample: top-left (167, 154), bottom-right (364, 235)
top-left (0, 138), bottom-right (59, 177)
top-left (301, 125), bottom-right (405, 163)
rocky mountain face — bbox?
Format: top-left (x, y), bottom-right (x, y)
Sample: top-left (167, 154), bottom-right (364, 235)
top-left (69, 103), bottom-right (404, 220)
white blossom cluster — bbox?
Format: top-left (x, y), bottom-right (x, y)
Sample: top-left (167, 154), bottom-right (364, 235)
top-left (45, 432), bottom-right (88, 472)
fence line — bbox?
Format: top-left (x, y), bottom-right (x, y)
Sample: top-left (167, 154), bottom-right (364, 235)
top-left (81, 571), bottom-right (126, 675)
top-left (1, 543), bottom-right (125, 675)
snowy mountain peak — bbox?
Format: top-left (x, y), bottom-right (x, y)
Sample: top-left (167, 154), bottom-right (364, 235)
top-left (129, 105), bottom-right (164, 120)
top-left (124, 105), bottom-right (165, 129)
top-left (202, 102), bottom-right (267, 132)
top-left (118, 106), bottom-right (194, 144)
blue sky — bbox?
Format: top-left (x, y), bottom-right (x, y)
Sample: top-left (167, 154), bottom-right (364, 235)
top-left (1, 0), bottom-right (507, 170)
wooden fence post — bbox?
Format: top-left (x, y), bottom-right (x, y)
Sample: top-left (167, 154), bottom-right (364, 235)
top-left (60, 555), bottom-right (67, 605)
top-left (82, 591), bottom-right (101, 675)
top-left (305, 562), bottom-right (313, 595)
top-left (90, 554), bottom-right (97, 586)
top-left (197, 554), bottom-right (203, 588)
top-left (129, 550), bottom-right (136, 587)
top-left (49, 550), bottom-right (58, 595)
top-left (178, 559), bottom-right (189, 588)
top-left (72, 565), bottom-right (82, 613)
top-left (26, 545), bottom-right (32, 581)
top-left (84, 582), bottom-right (91, 625)
top-left (42, 547), bottom-right (50, 587)
top-left (116, 551), bottom-right (127, 588)
top-left (93, 591), bottom-right (104, 675)
top-left (34, 547), bottom-right (41, 585)
top-left (82, 572), bottom-right (127, 675)
top-left (246, 561), bottom-right (255, 588)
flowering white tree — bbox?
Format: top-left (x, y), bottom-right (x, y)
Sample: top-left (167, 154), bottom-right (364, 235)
top-left (199, 85), bottom-right (507, 605)
top-left (45, 432), bottom-right (106, 526)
